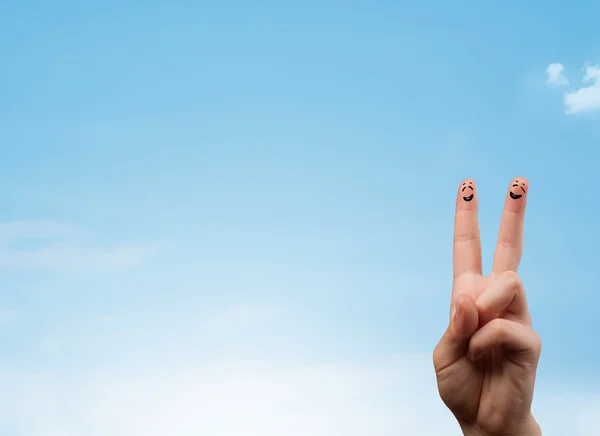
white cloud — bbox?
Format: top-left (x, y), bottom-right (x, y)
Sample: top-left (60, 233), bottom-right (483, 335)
top-left (0, 355), bottom-right (596, 436)
top-left (565, 65), bottom-right (600, 114)
top-left (546, 63), bottom-right (568, 86)
top-left (0, 220), bottom-right (153, 271)
top-left (0, 355), bottom-right (464, 436)
top-left (0, 302), bottom-right (593, 436)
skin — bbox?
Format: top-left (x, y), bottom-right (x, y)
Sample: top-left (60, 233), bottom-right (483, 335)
top-left (433, 178), bottom-right (542, 436)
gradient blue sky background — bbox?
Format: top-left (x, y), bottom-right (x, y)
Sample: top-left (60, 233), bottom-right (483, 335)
top-left (1, 1), bottom-right (599, 434)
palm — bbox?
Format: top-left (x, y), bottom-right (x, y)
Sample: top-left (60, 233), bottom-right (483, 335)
top-left (433, 178), bottom-right (540, 435)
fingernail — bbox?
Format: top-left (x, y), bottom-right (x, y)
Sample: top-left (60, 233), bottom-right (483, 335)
top-left (452, 302), bottom-right (462, 325)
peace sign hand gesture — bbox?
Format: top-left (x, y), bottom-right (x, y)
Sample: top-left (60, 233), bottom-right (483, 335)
top-left (433, 178), bottom-right (542, 436)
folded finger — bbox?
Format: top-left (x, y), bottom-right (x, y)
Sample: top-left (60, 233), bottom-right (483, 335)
top-left (476, 271), bottom-right (530, 326)
top-left (468, 318), bottom-right (541, 366)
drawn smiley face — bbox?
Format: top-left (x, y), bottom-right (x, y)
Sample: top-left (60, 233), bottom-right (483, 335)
top-left (461, 181), bottom-right (474, 202)
top-left (509, 179), bottom-right (527, 200)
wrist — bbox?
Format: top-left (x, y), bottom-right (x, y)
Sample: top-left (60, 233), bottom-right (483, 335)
top-left (461, 415), bottom-right (541, 436)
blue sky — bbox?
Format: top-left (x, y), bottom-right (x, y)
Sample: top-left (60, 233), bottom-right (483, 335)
top-left (1, 0), bottom-right (599, 434)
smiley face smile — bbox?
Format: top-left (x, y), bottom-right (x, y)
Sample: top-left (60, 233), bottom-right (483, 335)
top-left (509, 181), bottom-right (527, 200)
top-left (509, 192), bottom-right (522, 200)
top-left (461, 183), bottom-right (474, 202)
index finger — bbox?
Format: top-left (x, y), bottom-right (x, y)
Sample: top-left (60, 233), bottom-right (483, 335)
top-left (453, 178), bottom-right (482, 278)
top-left (491, 177), bottom-right (529, 275)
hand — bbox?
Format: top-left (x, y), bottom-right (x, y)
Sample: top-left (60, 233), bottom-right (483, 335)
top-left (433, 178), bottom-right (542, 436)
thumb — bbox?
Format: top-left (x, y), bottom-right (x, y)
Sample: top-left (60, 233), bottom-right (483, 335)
top-left (433, 293), bottom-right (479, 374)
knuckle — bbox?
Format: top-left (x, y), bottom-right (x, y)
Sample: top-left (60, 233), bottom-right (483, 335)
top-left (496, 236), bottom-right (517, 249)
top-left (530, 331), bottom-right (543, 355)
top-left (491, 319), bottom-right (509, 340)
top-left (501, 270), bottom-right (520, 287)
top-left (453, 233), bottom-right (480, 244)
top-left (501, 270), bottom-right (524, 294)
